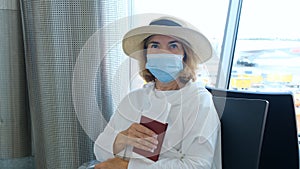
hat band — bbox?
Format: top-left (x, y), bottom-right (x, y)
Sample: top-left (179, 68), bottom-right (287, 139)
top-left (149, 19), bottom-right (182, 27)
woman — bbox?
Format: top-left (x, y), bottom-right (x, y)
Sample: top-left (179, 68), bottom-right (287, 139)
top-left (94, 16), bottom-right (221, 169)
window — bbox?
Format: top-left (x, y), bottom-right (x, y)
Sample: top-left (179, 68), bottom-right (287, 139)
top-left (230, 0), bottom-right (300, 132)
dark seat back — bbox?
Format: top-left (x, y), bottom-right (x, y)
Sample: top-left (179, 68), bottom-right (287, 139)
top-left (212, 96), bottom-right (268, 169)
top-left (207, 87), bottom-right (299, 169)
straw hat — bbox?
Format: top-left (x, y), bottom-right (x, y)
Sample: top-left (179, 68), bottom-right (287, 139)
top-left (122, 16), bottom-right (213, 63)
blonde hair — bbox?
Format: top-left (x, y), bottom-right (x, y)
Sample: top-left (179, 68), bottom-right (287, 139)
top-left (139, 35), bottom-right (201, 84)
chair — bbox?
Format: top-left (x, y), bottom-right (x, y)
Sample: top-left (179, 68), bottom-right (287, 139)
top-left (212, 96), bottom-right (269, 169)
top-left (207, 86), bottom-right (300, 169)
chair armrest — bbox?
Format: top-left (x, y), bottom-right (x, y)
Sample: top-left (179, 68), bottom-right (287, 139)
top-left (78, 160), bottom-right (101, 169)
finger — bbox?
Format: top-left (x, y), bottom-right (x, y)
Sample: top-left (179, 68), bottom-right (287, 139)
top-left (129, 138), bottom-right (157, 152)
top-left (127, 129), bottom-right (159, 148)
top-left (131, 123), bottom-right (157, 137)
top-left (144, 136), bottom-right (159, 145)
top-left (125, 130), bottom-right (158, 152)
top-left (135, 137), bottom-right (158, 150)
top-left (127, 127), bottom-right (154, 140)
top-left (135, 124), bottom-right (157, 137)
top-left (129, 124), bottom-right (159, 144)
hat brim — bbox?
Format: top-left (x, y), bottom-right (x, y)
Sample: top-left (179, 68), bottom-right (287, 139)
top-left (122, 25), bottom-right (213, 63)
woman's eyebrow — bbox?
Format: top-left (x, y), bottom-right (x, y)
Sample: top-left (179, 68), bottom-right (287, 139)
top-left (168, 40), bottom-right (180, 44)
top-left (148, 41), bottom-right (160, 45)
top-left (148, 40), bottom-right (180, 45)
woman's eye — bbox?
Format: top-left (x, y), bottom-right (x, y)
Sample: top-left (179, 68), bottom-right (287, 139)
top-left (169, 43), bottom-right (178, 49)
top-left (150, 44), bottom-right (159, 48)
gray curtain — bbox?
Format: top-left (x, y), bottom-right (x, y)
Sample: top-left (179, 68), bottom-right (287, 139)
top-left (0, 0), bottom-right (31, 159)
top-left (17, 0), bottom-right (130, 169)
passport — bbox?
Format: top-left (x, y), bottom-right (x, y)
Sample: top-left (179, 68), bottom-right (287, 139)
top-left (132, 115), bottom-right (168, 162)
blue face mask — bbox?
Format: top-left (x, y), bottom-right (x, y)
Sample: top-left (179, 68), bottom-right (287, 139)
top-left (145, 53), bottom-right (184, 83)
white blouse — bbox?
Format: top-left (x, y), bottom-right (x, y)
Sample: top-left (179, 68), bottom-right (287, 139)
top-left (94, 82), bottom-right (222, 169)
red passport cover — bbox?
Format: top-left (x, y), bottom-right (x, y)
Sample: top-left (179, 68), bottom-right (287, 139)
top-left (132, 115), bottom-right (168, 162)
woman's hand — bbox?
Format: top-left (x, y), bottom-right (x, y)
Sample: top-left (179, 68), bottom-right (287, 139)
top-left (113, 123), bottom-right (158, 154)
top-left (94, 157), bottom-right (128, 169)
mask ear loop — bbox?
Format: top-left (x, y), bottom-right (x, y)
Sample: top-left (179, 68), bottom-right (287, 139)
top-left (182, 52), bottom-right (187, 71)
top-left (183, 52), bottom-right (187, 62)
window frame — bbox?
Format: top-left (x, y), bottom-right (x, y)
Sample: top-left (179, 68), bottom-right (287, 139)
top-left (216, 0), bottom-right (243, 89)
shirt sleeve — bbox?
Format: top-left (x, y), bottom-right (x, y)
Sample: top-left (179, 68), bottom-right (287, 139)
top-left (93, 111), bottom-right (121, 161)
top-left (94, 90), bottom-right (144, 162)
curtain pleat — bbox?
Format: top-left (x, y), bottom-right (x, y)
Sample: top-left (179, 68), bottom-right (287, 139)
top-left (0, 0), bottom-right (31, 159)
top-left (20, 0), bottom-right (130, 168)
